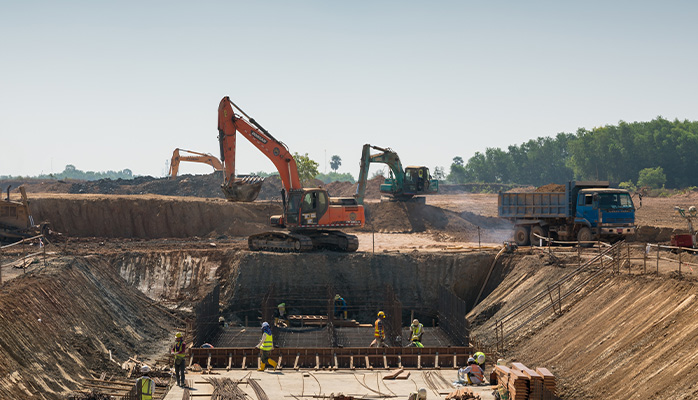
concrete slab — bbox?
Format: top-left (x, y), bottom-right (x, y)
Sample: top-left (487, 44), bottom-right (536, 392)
top-left (162, 369), bottom-right (496, 400)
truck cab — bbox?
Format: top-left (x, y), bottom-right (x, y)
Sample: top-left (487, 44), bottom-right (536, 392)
top-left (575, 188), bottom-right (635, 237)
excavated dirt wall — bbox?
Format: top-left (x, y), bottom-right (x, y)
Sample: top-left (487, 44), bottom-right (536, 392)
top-left (111, 250), bottom-right (499, 323)
top-left (0, 256), bottom-right (177, 400)
top-left (468, 255), bottom-right (698, 400)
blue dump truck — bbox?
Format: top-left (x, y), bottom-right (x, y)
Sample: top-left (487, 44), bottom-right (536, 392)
top-left (498, 181), bottom-right (636, 247)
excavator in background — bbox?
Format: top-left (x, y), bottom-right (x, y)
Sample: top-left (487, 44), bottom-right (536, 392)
top-left (168, 148), bottom-right (223, 178)
top-left (354, 144), bottom-right (439, 204)
top-left (0, 186), bottom-right (50, 243)
top-left (218, 96), bottom-right (365, 252)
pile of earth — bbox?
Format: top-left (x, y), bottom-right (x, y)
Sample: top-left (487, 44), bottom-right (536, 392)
top-left (0, 255), bottom-right (179, 399)
top-left (534, 183), bottom-right (566, 192)
top-left (0, 174), bottom-right (386, 201)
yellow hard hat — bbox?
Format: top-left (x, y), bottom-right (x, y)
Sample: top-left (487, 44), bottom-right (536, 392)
top-left (377, 311), bottom-right (385, 318)
top-left (412, 319), bottom-right (419, 326)
top-left (175, 332), bottom-right (183, 338)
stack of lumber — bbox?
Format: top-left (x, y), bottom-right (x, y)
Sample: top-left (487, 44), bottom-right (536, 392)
top-left (445, 387), bottom-right (482, 400)
top-left (535, 367), bottom-right (557, 395)
top-left (494, 365), bottom-right (529, 400)
top-left (512, 363), bottom-right (543, 400)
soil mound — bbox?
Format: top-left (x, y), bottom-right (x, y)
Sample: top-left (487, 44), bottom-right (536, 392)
top-left (535, 183), bottom-right (565, 192)
top-left (0, 256), bottom-right (177, 399)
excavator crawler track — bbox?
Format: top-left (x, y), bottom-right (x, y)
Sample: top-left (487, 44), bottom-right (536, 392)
top-left (248, 231), bottom-right (359, 253)
top-left (248, 232), bottom-right (314, 252)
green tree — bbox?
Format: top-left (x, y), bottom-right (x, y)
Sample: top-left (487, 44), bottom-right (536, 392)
top-left (637, 167), bottom-right (666, 189)
top-left (293, 152), bottom-right (319, 183)
top-left (329, 155), bottom-right (341, 172)
top-left (447, 156), bottom-right (468, 184)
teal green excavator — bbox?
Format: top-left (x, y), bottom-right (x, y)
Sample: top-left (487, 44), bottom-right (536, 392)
top-left (354, 144), bottom-right (438, 204)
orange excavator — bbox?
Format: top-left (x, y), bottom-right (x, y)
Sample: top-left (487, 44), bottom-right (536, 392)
top-left (218, 96), bottom-right (365, 252)
top-left (168, 148), bottom-right (223, 178)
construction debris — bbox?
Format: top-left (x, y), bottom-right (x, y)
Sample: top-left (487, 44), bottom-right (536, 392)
top-left (445, 387), bottom-right (482, 400)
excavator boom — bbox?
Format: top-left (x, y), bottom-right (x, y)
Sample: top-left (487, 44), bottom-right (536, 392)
top-left (169, 148), bottom-right (224, 178)
top-left (218, 97), bottom-right (300, 201)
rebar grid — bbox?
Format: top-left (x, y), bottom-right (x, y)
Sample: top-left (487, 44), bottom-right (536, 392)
top-left (205, 376), bottom-right (250, 400)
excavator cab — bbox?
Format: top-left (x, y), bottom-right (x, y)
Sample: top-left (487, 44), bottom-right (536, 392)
top-left (283, 189), bottom-right (328, 227)
top-left (404, 166), bottom-right (432, 194)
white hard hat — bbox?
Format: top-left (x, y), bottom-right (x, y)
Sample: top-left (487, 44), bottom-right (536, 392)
top-left (418, 388), bottom-right (427, 399)
top-left (412, 319), bottom-right (419, 325)
top-left (468, 357), bottom-right (475, 363)
top-left (140, 365), bottom-right (151, 373)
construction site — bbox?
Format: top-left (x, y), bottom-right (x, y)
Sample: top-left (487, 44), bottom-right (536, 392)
top-left (3, 100), bottom-right (698, 400)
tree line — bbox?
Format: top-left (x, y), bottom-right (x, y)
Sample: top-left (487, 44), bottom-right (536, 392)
top-left (447, 117), bottom-right (698, 189)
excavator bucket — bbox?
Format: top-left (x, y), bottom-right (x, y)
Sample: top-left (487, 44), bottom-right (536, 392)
top-left (221, 176), bottom-right (265, 202)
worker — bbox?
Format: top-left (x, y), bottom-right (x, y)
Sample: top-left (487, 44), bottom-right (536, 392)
top-left (417, 169), bottom-right (424, 191)
top-left (458, 357), bottom-right (484, 385)
top-left (408, 388), bottom-right (427, 400)
top-left (171, 332), bottom-right (187, 387)
top-left (473, 351), bottom-right (486, 375)
top-left (334, 295), bottom-right (348, 320)
top-left (370, 311), bottom-right (387, 347)
top-left (218, 315), bottom-right (225, 327)
top-left (256, 321), bottom-right (278, 371)
top-left (135, 365), bottom-right (154, 400)
top-left (274, 303), bottom-right (287, 327)
top-left (410, 319), bottom-right (424, 346)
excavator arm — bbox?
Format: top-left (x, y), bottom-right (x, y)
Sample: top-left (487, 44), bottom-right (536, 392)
top-left (355, 144), bottom-right (405, 204)
top-left (169, 148), bottom-right (224, 179)
top-left (218, 97), bottom-right (302, 201)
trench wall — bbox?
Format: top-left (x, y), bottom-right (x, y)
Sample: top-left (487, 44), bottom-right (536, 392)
top-left (111, 250), bottom-right (499, 322)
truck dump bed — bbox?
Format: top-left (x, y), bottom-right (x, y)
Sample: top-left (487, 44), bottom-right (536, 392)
top-left (498, 191), bottom-right (569, 219)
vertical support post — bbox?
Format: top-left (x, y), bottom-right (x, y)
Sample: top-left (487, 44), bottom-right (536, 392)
top-left (627, 242), bottom-right (631, 275)
top-left (643, 244), bottom-right (647, 274)
top-left (372, 225), bottom-right (375, 254)
top-left (227, 353), bottom-right (232, 371)
top-left (656, 245), bottom-right (660, 275)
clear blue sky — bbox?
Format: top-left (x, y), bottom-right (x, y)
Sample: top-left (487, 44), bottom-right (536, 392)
top-left (3, 1), bottom-right (698, 179)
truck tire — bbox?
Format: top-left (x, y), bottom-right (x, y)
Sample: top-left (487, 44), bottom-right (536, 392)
top-left (514, 226), bottom-right (530, 246)
top-left (530, 225), bottom-right (548, 247)
top-left (577, 227), bottom-right (593, 248)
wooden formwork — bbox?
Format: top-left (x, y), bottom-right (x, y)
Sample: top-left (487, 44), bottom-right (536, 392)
top-left (190, 346), bottom-right (474, 370)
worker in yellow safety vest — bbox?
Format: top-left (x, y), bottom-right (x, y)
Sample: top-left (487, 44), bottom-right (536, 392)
top-left (458, 357), bottom-right (484, 385)
top-left (171, 332), bottom-right (187, 387)
top-left (256, 322), bottom-right (278, 371)
top-left (135, 365), bottom-right (154, 400)
top-left (370, 311), bottom-right (387, 347)
top-left (473, 351), bottom-right (486, 375)
top-left (410, 319), bottom-right (424, 347)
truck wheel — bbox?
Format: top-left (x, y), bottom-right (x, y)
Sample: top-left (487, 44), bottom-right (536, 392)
top-left (530, 225), bottom-right (548, 247)
top-left (514, 226), bottom-right (530, 246)
top-left (577, 227), bottom-right (593, 248)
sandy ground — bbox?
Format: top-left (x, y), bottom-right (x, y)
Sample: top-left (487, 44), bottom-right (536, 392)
top-left (163, 369), bottom-right (496, 400)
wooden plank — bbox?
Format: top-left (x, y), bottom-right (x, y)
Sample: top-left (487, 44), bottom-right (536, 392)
top-left (434, 352), bottom-right (440, 369)
top-left (294, 353), bottom-right (300, 370)
top-left (207, 352), bottom-right (212, 370)
top-left (398, 355), bottom-right (402, 369)
top-left (315, 353), bottom-right (320, 370)
top-left (227, 353), bottom-right (232, 371)
top-left (277, 355), bottom-right (283, 371)
top-left (417, 354), bottom-right (422, 370)
top-left (365, 355), bottom-right (372, 370)
top-left (453, 353), bottom-right (458, 369)
top-left (395, 370), bottom-right (411, 380)
top-left (350, 355), bottom-right (355, 370)
top-left (333, 353), bottom-right (338, 370)
top-left (241, 354), bottom-right (247, 370)
top-left (383, 368), bottom-right (404, 380)
top-left (383, 354), bottom-right (388, 370)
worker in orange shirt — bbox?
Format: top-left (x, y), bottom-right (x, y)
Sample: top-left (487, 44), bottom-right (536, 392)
top-left (370, 311), bottom-right (387, 347)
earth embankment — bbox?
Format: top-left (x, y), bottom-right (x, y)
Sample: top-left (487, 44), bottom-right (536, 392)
top-left (0, 256), bottom-right (177, 399)
top-left (468, 254), bottom-right (698, 400)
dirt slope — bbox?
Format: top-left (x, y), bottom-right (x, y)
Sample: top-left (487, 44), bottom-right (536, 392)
top-left (0, 256), bottom-right (178, 399)
top-left (468, 254), bottom-right (698, 400)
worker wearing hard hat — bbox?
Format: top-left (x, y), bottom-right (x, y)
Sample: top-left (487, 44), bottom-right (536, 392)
top-left (473, 351), bottom-right (486, 375)
top-left (370, 311), bottom-right (387, 347)
top-left (410, 319), bottom-right (424, 347)
top-left (256, 322), bottom-right (278, 371)
top-left (274, 303), bottom-right (288, 327)
top-left (334, 294), bottom-right (347, 320)
top-left (458, 357), bottom-right (484, 385)
top-left (135, 365), bottom-right (154, 400)
top-left (171, 332), bottom-right (187, 387)
top-left (408, 388), bottom-right (427, 400)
